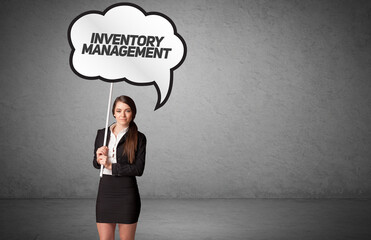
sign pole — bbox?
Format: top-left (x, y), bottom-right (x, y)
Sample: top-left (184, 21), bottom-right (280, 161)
top-left (100, 82), bottom-right (114, 178)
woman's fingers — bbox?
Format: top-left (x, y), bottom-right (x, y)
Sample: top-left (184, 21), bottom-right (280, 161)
top-left (96, 146), bottom-right (109, 165)
top-left (96, 146), bottom-right (108, 156)
top-left (102, 146), bottom-right (108, 155)
top-left (98, 155), bottom-right (108, 165)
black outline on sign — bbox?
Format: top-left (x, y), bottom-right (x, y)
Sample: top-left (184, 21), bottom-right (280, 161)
top-left (67, 2), bottom-right (187, 110)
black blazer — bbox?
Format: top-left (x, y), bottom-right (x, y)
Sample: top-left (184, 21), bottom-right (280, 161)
top-left (93, 127), bottom-right (147, 177)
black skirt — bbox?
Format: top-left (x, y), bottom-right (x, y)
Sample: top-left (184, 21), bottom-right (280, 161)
top-left (96, 174), bottom-right (141, 224)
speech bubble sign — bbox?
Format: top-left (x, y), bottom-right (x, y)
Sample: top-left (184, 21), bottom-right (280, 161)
top-left (68, 3), bottom-right (187, 110)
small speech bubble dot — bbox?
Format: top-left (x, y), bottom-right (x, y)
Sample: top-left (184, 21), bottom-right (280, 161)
top-left (68, 3), bottom-right (187, 110)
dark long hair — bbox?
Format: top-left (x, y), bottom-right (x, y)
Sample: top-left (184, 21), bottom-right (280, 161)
top-left (112, 95), bottom-right (138, 164)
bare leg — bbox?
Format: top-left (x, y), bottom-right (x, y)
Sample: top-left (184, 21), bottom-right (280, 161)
top-left (118, 222), bottom-right (138, 240)
top-left (97, 223), bottom-right (116, 240)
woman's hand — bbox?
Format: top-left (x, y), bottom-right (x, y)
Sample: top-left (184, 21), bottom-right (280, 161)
top-left (96, 146), bottom-right (108, 157)
top-left (96, 146), bottom-right (112, 170)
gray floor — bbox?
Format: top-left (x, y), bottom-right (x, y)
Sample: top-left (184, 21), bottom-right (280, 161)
top-left (0, 199), bottom-right (370, 240)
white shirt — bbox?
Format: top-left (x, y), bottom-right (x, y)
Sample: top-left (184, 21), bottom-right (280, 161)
top-left (103, 123), bottom-right (128, 175)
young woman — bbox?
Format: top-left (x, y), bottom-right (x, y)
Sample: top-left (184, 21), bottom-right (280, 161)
top-left (93, 95), bottom-right (146, 240)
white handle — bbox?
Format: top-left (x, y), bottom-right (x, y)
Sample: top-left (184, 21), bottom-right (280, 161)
top-left (100, 82), bottom-right (114, 178)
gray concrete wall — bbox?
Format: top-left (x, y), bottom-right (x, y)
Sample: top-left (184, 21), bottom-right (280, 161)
top-left (0, 0), bottom-right (370, 198)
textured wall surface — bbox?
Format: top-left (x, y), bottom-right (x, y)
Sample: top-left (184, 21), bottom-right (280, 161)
top-left (0, 0), bottom-right (370, 198)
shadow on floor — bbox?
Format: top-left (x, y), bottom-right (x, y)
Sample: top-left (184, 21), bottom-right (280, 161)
top-left (1, 198), bottom-right (371, 240)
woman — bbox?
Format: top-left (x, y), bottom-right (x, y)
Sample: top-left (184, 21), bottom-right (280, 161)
top-left (93, 95), bottom-right (146, 240)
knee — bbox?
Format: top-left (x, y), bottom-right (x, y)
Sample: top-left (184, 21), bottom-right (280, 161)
top-left (118, 223), bottom-right (137, 240)
top-left (97, 223), bottom-right (116, 240)
top-left (119, 233), bottom-right (135, 240)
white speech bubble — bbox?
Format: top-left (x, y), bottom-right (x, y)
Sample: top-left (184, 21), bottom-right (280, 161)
top-left (68, 3), bottom-right (186, 110)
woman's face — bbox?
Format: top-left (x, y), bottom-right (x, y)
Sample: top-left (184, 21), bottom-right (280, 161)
top-left (114, 101), bottom-right (133, 128)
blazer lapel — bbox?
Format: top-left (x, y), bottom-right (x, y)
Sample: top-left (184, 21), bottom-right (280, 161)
top-left (118, 133), bottom-right (127, 146)
top-left (104, 128), bottom-right (111, 147)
